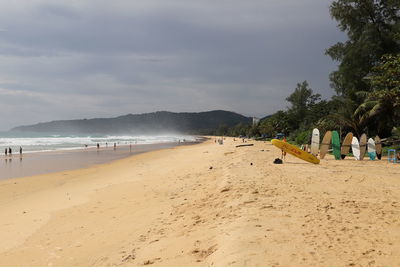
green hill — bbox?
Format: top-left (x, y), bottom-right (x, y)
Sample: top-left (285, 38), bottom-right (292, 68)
top-left (11, 110), bottom-right (252, 135)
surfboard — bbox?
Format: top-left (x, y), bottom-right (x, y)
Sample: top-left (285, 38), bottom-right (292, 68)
top-left (367, 138), bottom-right (376, 160)
top-left (310, 128), bottom-right (320, 156)
top-left (375, 136), bottom-right (382, 160)
top-left (320, 131), bottom-right (332, 159)
top-left (332, 131), bottom-right (341, 160)
top-left (359, 134), bottom-right (367, 160)
top-left (351, 136), bottom-right (360, 160)
top-left (271, 139), bottom-right (320, 164)
top-left (341, 132), bottom-right (353, 159)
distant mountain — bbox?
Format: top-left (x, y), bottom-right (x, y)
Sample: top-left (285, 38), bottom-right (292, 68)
top-left (11, 110), bottom-right (252, 135)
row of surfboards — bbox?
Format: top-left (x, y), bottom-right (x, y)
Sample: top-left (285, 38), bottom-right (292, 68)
top-left (312, 129), bottom-right (382, 161)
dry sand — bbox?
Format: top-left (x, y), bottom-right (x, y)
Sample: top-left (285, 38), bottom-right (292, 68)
top-left (0, 137), bottom-right (399, 266)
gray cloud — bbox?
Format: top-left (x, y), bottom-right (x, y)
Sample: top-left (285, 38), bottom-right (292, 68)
top-left (0, 0), bottom-right (345, 130)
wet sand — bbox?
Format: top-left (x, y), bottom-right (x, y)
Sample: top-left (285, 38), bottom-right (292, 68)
top-left (0, 137), bottom-right (399, 266)
top-left (0, 142), bottom-right (189, 180)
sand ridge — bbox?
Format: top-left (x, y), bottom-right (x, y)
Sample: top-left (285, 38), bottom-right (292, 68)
top-left (0, 138), bottom-right (399, 266)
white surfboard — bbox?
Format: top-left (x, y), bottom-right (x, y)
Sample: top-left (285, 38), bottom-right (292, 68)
top-left (351, 136), bottom-right (360, 160)
top-left (367, 138), bottom-right (376, 160)
top-left (310, 128), bottom-right (320, 156)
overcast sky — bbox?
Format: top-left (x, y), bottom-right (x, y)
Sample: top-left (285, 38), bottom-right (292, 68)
top-left (0, 0), bottom-right (345, 130)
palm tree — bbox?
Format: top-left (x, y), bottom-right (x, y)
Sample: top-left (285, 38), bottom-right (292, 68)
top-left (355, 89), bottom-right (400, 135)
top-left (329, 96), bottom-right (366, 137)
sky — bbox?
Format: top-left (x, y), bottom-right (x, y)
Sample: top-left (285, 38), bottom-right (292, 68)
top-left (0, 0), bottom-right (345, 131)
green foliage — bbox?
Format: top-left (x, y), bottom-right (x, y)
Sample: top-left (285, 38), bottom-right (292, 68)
top-left (326, 0), bottom-right (400, 97)
top-left (369, 54), bottom-right (400, 91)
top-left (215, 4), bottom-right (400, 141)
top-left (286, 81), bottom-right (321, 129)
top-left (216, 124), bottom-right (229, 136)
top-left (292, 130), bottom-right (311, 145)
top-left (353, 54), bottom-right (400, 136)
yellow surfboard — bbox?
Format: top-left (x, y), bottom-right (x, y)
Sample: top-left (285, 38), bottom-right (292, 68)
top-left (271, 139), bottom-right (320, 164)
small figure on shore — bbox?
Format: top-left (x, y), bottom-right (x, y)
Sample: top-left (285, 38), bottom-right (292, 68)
top-left (130, 143), bottom-right (132, 152)
top-left (281, 137), bottom-right (287, 160)
top-left (106, 142), bottom-right (108, 147)
top-left (19, 146), bottom-right (22, 155)
top-left (5, 148), bottom-right (7, 156)
top-left (97, 143), bottom-right (100, 149)
top-left (113, 143), bottom-right (116, 150)
top-left (8, 147), bottom-right (12, 156)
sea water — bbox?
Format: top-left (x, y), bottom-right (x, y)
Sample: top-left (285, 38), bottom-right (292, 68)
top-left (0, 132), bottom-right (197, 154)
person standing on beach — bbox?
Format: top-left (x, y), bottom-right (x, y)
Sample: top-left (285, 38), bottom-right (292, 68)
top-left (97, 143), bottom-right (100, 149)
top-left (5, 148), bottom-right (7, 157)
top-left (281, 137), bottom-right (287, 160)
top-left (19, 147), bottom-right (22, 155)
top-left (8, 147), bottom-right (12, 156)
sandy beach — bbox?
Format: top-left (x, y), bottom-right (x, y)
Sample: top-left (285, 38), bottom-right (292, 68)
top-left (0, 137), bottom-right (399, 266)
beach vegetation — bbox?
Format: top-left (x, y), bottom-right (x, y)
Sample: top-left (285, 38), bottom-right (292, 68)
top-left (215, 1), bottom-right (399, 147)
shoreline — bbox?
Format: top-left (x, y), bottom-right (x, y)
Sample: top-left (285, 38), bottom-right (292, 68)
top-left (0, 137), bottom-right (398, 266)
top-left (0, 139), bottom-right (202, 181)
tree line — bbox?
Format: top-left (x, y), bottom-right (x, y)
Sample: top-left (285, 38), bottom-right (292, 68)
top-left (215, 0), bottom-right (400, 144)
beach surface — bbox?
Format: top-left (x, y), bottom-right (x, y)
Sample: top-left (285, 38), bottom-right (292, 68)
top-left (0, 142), bottom-right (184, 180)
top-left (0, 137), bottom-right (399, 266)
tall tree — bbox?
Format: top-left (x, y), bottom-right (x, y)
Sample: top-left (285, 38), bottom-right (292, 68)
top-left (326, 0), bottom-right (400, 98)
top-left (286, 81), bottom-right (321, 129)
top-left (355, 54), bottom-right (400, 136)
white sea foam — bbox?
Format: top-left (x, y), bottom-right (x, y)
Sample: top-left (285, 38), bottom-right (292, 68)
top-left (0, 134), bottom-right (197, 153)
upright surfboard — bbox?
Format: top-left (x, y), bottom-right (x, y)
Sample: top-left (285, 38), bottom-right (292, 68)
top-left (332, 131), bottom-right (341, 160)
top-left (367, 138), bottom-right (376, 160)
top-left (341, 132), bottom-right (353, 159)
top-left (375, 136), bottom-right (382, 160)
top-left (351, 136), bottom-right (360, 160)
top-left (359, 134), bottom-right (367, 160)
top-left (310, 128), bottom-right (320, 156)
top-left (320, 131), bottom-right (332, 159)
top-left (271, 139), bottom-right (320, 164)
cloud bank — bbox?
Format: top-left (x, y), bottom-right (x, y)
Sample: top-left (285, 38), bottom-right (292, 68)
top-left (0, 0), bottom-right (344, 130)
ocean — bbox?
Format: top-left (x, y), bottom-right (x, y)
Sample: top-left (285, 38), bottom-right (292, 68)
top-left (0, 132), bottom-right (197, 154)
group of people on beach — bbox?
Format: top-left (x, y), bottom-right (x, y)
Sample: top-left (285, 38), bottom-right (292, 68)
top-left (4, 147), bottom-right (23, 157)
top-left (94, 143), bottom-right (118, 149)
